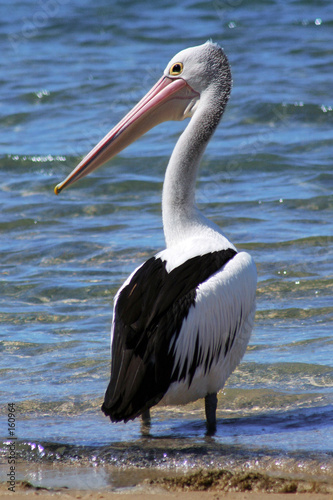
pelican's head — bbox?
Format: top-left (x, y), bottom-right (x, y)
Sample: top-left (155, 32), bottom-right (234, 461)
top-left (165, 41), bottom-right (231, 99)
top-left (54, 41), bottom-right (231, 194)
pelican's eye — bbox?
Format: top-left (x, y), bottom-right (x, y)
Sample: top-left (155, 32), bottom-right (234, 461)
top-left (169, 62), bottom-right (183, 76)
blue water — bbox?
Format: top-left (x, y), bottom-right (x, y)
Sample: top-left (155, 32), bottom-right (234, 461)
top-left (1, 0), bottom-right (332, 490)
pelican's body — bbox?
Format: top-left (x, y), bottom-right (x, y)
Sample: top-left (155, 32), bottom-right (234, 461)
top-left (55, 42), bottom-right (257, 432)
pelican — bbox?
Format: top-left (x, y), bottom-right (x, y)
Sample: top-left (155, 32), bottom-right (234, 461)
top-left (55, 41), bottom-right (257, 433)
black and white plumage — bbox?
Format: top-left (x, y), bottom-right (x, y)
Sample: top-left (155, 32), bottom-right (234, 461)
top-left (55, 41), bottom-right (257, 433)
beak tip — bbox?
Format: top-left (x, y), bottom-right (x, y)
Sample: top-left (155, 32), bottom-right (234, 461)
top-left (54, 184), bottom-right (61, 195)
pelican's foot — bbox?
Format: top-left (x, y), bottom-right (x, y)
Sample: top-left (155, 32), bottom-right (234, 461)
top-left (205, 393), bottom-right (217, 435)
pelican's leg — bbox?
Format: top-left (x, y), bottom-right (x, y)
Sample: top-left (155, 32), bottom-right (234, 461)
top-left (205, 393), bottom-right (217, 435)
top-left (141, 409), bottom-right (151, 424)
top-left (140, 409), bottom-right (151, 436)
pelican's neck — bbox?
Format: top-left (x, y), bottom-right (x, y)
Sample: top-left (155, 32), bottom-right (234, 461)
top-left (162, 96), bottom-right (223, 248)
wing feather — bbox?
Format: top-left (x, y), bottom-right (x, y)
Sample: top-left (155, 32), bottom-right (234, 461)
top-left (163, 251), bottom-right (257, 405)
top-left (101, 249), bottom-right (238, 422)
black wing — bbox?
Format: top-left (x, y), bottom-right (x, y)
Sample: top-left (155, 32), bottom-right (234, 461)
top-left (102, 248), bottom-right (237, 422)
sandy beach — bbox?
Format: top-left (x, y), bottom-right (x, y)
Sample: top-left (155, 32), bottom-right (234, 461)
top-left (0, 482), bottom-right (332, 500)
top-left (1, 463), bottom-right (332, 500)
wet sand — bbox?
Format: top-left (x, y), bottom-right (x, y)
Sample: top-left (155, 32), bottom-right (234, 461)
top-left (1, 465), bottom-right (332, 500)
top-left (0, 482), bottom-right (332, 500)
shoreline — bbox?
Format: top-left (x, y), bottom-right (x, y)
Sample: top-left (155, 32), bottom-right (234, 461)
top-left (0, 481), bottom-right (331, 500)
top-left (1, 461), bottom-right (332, 499)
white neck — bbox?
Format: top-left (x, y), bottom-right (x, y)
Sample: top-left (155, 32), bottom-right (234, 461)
top-left (162, 96), bottom-right (223, 248)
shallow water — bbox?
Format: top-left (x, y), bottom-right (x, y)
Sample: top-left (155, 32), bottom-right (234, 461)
top-left (1, 0), bottom-right (333, 489)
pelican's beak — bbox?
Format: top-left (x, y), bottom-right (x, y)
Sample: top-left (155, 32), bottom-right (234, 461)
top-left (54, 76), bottom-right (199, 194)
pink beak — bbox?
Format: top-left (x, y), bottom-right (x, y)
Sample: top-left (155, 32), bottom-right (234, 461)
top-left (54, 76), bottom-right (199, 194)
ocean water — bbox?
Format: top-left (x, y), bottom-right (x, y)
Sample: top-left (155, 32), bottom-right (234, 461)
top-left (1, 0), bottom-right (332, 490)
